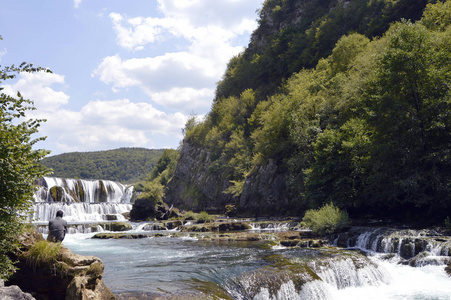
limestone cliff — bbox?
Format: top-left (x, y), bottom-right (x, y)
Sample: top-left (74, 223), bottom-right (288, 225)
top-left (165, 142), bottom-right (233, 213)
top-left (165, 142), bottom-right (288, 215)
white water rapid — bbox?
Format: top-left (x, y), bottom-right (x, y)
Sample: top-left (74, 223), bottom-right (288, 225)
top-left (32, 177), bottom-right (133, 223)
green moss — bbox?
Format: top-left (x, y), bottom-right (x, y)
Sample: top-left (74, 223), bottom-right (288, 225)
top-left (86, 261), bottom-right (103, 278)
top-left (49, 186), bottom-right (65, 202)
top-left (98, 180), bottom-right (108, 202)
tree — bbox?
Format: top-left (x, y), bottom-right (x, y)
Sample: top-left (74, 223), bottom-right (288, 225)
top-left (363, 21), bottom-right (451, 217)
top-left (0, 36), bottom-right (51, 279)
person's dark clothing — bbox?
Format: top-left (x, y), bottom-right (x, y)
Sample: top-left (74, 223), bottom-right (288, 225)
top-left (47, 216), bottom-right (68, 242)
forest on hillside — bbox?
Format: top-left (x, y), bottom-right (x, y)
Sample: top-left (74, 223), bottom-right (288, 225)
top-left (41, 148), bottom-right (164, 183)
top-left (177, 0), bottom-right (451, 222)
top-left (215, 0), bottom-right (433, 101)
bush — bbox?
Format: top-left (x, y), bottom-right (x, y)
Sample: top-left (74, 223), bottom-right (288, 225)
top-left (196, 211), bottom-right (215, 223)
top-left (26, 240), bottom-right (61, 271)
top-left (183, 211), bottom-right (196, 221)
top-left (301, 203), bottom-right (349, 235)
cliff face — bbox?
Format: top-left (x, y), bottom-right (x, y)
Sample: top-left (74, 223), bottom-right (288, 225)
top-left (165, 142), bottom-right (288, 215)
top-left (239, 159), bottom-right (289, 216)
top-left (165, 142), bottom-right (233, 213)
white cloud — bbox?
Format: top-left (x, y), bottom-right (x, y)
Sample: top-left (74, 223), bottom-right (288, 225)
top-left (96, 1), bottom-right (262, 113)
top-left (109, 13), bottom-right (166, 51)
top-left (2, 72), bottom-right (188, 154)
top-left (74, 0), bottom-right (82, 8)
top-left (151, 87), bottom-right (214, 112)
top-left (34, 98), bottom-right (188, 154)
top-left (2, 72), bottom-right (69, 112)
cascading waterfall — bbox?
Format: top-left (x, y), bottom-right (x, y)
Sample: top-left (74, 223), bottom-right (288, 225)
top-left (334, 227), bottom-right (451, 267)
top-left (228, 250), bottom-right (391, 300)
top-left (32, 176), bottom-right (133, 224)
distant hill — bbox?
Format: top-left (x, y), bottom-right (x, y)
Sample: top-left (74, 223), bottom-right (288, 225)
top-left (41, 148), bottom-right (165, 183)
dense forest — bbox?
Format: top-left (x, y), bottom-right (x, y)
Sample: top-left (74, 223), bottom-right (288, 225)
top-left (41, 148), bottom-right (164, 183)
top-left (166, 0), bottom-right (451, 223)
top-left (215, 0), bottom-right (434, 100)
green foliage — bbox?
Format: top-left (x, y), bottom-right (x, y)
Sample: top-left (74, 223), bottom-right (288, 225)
top-left (215, 0), bottom-right (431, 101)
top-left (182, 211), bottom-right (197, 221)
top-left (148, 149), bottom-right (179, 185)
top-left (86, 261), bottom-right (103, 277)
top-left (130, 149), bottom-right (179, 221)
top-left (177, 0), bottom-right (451, 221)
top-left (196, 211), bottom-right (215, 223)
top-left (0, 53), bottom-right (51, 279)
top-left (223, 180), bottom-right (245, 197)
top-left (181, 211), bottom-right (214, 223)
top-left (41, 148), bottom-right (164, 183)
top-left (301, 203), bottom-right (350, 235)
top-left (26, 240), bottom-right (61, 271)
top-left (421, 0), bottom-right (451, 31)
top-left (186, 90), bottom-right (256, 192)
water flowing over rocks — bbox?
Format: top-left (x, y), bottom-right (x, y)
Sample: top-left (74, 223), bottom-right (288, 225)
top-left (32, 177), bottom-right (133, 223)
top-left (333, 226), bottom-right (451, 266)
top-left (227, 250), bottom-right (388, 299)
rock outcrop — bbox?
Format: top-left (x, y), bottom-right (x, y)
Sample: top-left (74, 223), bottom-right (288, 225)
top-left (6, 229), bottom-right (115, 300)
top-left (165, 142), bottom-right (287, 215)
top-left (0, 279), bottom-right (35, 300)
top-left (165, 142), bottom-right (233, 212)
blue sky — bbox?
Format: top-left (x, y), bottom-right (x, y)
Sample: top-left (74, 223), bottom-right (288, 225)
top-left (0, 0), bottom-right (264, 155)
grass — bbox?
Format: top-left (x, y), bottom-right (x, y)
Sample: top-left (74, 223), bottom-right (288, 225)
top-left (26, 240), bottom-right (61, 271)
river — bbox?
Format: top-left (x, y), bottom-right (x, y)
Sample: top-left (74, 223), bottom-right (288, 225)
top-left (62, 230), bottom-right (451, 300)
top-left (34, 178), bottom-right (451, 299)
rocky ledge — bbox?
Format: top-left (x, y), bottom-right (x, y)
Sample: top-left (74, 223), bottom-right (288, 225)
top-left (92, 220), bottom-right (328, 249)
top-left (6, 228), bottom-right (115, 300)
top-left (0, 279), bottom-right (35, 300)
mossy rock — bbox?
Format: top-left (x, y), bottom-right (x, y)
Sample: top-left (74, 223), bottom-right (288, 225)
top-left (164, 220), bottom-right (183, 230)
top-left (105, 214), bottom-right (118, 221)
top-left (216, 222), bottom-right (252, 232)
top-left (49, 186), bottom-right (65, 202)
top-left (103, 222), bottom-right (132, 232)
top-left (98, 181), bottom-right (109, 203)
top-left (280, 240), bottom-right (301, 247)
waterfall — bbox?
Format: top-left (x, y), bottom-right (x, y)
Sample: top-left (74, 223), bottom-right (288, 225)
top-left (309, 257), bottom-right (389, 290)
top-left (334, 227), bottom-right (451, 267)
top-left (32, 177), bottom-right (133, 223)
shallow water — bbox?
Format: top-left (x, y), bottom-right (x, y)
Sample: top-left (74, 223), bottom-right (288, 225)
top-left (63, 233), bottom-right (275, 296)
top-left (63, 232), bottom-right (451, 299)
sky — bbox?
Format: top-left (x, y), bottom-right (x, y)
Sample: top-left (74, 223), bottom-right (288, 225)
top-left (0, 0), bottom-right (264, 156)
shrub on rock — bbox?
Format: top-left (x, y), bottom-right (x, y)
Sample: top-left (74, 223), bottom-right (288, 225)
top-left (301, 203), bottom-right (349, 235)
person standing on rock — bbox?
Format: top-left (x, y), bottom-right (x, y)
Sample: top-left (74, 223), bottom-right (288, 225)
top-left (47, 210), bottom-right (68, 242)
